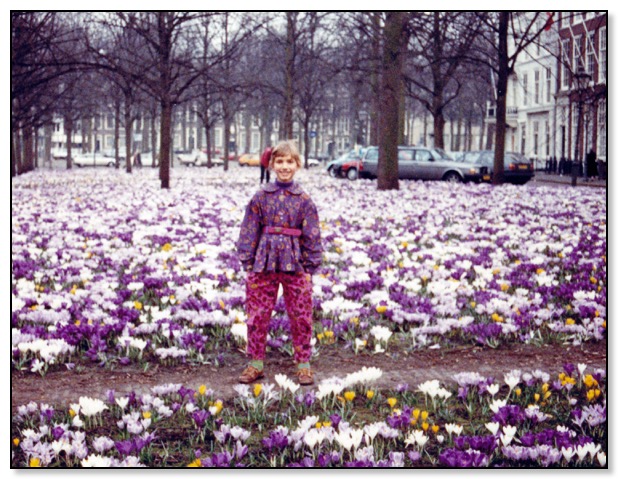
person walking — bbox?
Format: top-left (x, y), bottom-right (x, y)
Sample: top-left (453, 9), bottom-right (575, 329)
top-left (259, 146), bottom-right (272, 184)
top-left (586, 149), bottom-right (598, 179)
top-left (237, 140), bottom-right (322, 385)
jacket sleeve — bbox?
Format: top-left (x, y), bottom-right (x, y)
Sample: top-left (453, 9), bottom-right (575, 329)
top-left (299, 198), bottom-right (323, 274)
top-left (237, 194), bottom-right (262, 271)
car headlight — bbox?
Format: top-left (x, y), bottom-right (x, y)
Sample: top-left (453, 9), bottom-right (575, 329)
top-left (468, 168), bottom-right (477, 174)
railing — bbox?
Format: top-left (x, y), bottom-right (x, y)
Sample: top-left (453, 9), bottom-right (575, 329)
top-left (486, 105), bottom-right (519, 118)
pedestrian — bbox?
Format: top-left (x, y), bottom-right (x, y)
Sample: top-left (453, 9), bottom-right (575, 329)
top-left (259, 146), bottom-right (272, 184)
top-left (586, 149), bottom-right (598, 179)
top-left (133, 150), bottom-right (142, 168)
top-left (236, 140), bottom-right (323, 385)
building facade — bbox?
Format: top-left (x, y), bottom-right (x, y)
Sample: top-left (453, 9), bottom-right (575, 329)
top-left (485, 11), bottom-right (607, 176)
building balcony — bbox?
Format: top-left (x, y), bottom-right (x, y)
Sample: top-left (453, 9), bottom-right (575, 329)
top-left (485, 104), bottom-right (519, 127)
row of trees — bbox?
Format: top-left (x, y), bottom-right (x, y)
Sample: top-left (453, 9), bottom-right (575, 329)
top-left (12, 11), bottom-right (556, 188)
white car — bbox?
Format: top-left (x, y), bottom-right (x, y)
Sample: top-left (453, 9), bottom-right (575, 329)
top-left (177, 150), bottom-right (223, 167)
top-left (73, 152), bottom-right (117, 167)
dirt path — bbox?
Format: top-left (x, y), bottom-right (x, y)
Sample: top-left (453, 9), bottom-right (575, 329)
top-left (11, 340), bottom-right (606, 415)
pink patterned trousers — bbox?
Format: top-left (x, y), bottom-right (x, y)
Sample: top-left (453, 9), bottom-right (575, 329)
top-left (245, 271), bottom-right (313, 363)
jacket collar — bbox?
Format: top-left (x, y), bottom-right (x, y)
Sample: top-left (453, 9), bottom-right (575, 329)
top-left (262, 182), bottom-right (303, 195)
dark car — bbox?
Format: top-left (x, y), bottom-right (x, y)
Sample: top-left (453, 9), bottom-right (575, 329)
top-left (355, 146), bottom-right (487, 183)
top-left (458, 150), bottom-right (534, 184)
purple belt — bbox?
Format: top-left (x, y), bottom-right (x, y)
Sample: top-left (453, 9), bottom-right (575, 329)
top-left (263, 226), bottom-right (302, 237)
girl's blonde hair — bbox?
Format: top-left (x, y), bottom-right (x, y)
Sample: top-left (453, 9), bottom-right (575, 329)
top-left (270, 140), bottom-right (301, 168)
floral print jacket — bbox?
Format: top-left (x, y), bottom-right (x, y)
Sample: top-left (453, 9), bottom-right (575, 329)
top-left (237, 181), bottom-right (323, 274)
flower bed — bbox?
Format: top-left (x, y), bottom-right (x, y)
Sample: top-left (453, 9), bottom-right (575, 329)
top-left (12, 364), bottom-right (606, 467)
top-left (11, 168), bottom-right (606, 467)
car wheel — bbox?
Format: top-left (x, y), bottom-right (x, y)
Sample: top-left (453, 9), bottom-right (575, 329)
top-left (107, 162), bottom-right (115, 167)
top-left (443, 172), bottom-right (462, 183)
top-left (187, 162), bottom-right (195, 167)
top-left (347, 168), bottom-right (358, 181)
top-left (328, 166), bottom-right (337, 178)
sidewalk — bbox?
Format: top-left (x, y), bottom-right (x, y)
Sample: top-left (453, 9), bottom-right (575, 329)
top-left (531, 172), bottom-right (607, 188)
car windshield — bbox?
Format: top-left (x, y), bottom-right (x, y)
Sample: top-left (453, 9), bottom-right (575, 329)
top-left (459, 151), bottom-right (483, 163)
top-left (431, 148), bottom-right (452, 160)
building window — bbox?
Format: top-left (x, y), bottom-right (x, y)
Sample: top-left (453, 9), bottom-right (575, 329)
top-left (107, 114), bottom-right (114, 129)
top-left (598, 99), bottom-right (606, 158)
top-left (545, 120), bottom-right (550, 156)
top-left (522, 74), bottom-right (528, 106)
top-left (533, 121), bottom-right (539, 156)
top-left (561, 38), bottom-right (571, 90)
top-left (214, 128), bottom-right (222, 148)
top-left (599, 26), bottom-right (606, 83)
top-left (534, 70), bottom-right (540, 104)
top-left (574, 35), bottom-right (584, 73)
top-left (520, 124), bottom-right (526, 154)
top-left (545, 67), bottom-right (552, 102)
top-left (586, 31), bottom-right (596, 76)
top-left (252, 132), bottom-right (260, 151)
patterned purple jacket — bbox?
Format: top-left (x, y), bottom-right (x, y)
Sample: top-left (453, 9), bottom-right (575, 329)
top-left (237, 181), bottom-right (323, 274)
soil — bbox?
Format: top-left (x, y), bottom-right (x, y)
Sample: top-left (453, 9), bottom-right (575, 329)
top-left (11, 340), bottom-right (607, 416)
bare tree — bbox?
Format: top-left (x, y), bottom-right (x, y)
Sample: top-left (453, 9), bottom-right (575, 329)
top-left (378, 12), bottom-right (410, 191)
top-left (473, 12), bottom-right (550, 184)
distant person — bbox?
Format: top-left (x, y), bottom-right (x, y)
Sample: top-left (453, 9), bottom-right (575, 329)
top-left (586, 149), bottom-right (597, 179)
top-left (133, 150), bottom-right (142, 168)
top-left (260, 146), bottom-right (272, 184)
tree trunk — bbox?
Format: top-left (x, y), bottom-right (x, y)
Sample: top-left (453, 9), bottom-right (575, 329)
top-left (114, 100), bottom-right (121, 168)
top-left (124, 102), bottom-right (133, 173)
top-left (283, 13), bottom-right (296, 139)
top-left (369, 13), bottom-right (381, 146)
top-left (377, 12), bottom-right (404, 191)
top-left (65, 118), bottom-right (73, 170)
top-left (22, 125), bottom-right (34, 173)
top-left (493, 11), bottom-right (509, 185)
top-left (11, 128), bottom-right (18, 178)
top-left (160, 100), bottom-right (172, 188)
top-left (151, 108), bottom-right (158, 168)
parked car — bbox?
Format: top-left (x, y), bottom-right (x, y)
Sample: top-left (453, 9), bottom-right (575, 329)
top-left (326, 150), bottom-right (363, 178)
top-left (176, 149), bottom-right (223, 167)
top-left (73, 152), bottom-right (117, 167)
top-left (351, 146), bottom-right (487, 183)
top-left (458, 150), bottom-right (534, 184)
top-left (238, 153), bottom-right (260, 166)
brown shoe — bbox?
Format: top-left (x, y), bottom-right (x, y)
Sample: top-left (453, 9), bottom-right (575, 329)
top-left (239, 365), bottom-right (264, 384)
top-left (296, 368), bottom-right (314, 386)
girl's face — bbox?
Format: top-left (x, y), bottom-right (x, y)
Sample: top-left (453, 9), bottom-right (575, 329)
top-left (272, 154), bottom-right (299, 183)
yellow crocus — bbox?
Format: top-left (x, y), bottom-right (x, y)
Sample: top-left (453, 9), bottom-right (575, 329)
top-left (199, 384), bottom-right (207, 395)
top-left (253, 384), bottom-right (262, 397)
top-left (188, 459), bottom-right (202, 467)
top-left (134, 300), bottom-right (143, 310)
top-left (421, 422), bottom-right (429, 431)
top-left (344, 391), bottom-right (356, 402)
top-left (376, 305), bottom-right (388, 314)
top-left (29, 458), bottom-right (41, 467)
top-left (366, 390), bottom-right (375, 400)
top-left (412, 409), bottom-right (421, 420)
top-left (387, 397), bottom-right (397, 408)
top-left (534, 393), bottom-right (540, 402)
top-left (421, 411), bottom-right (429, 421)
top-left (12, 438), bottom-right (19, 447)
top-left (565, 318), bottom-right (575, 325)
top-left (432, 425), bottom-right (440, 434)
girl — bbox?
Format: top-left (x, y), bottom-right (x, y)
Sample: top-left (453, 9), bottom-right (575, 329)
top-left (237, 140), bottom-right (322, 385)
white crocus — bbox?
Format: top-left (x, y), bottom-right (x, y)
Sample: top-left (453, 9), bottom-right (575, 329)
top-left (485, 422), bottom-right (500, 435)
top-left (486, 383), bottom-right (500, 397)
top-left (78, 397), bottom-right (108, 416)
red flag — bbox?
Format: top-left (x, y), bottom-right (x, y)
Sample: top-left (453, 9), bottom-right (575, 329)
top-left (544, 12), bottom-right (554, 31)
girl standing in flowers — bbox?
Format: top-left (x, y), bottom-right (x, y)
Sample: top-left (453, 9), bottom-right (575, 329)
top-left (237, 140), bottom-right (323, 385)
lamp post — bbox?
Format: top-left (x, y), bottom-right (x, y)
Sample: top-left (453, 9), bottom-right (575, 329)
top-left (571, 68), bottom-right (591, 187)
